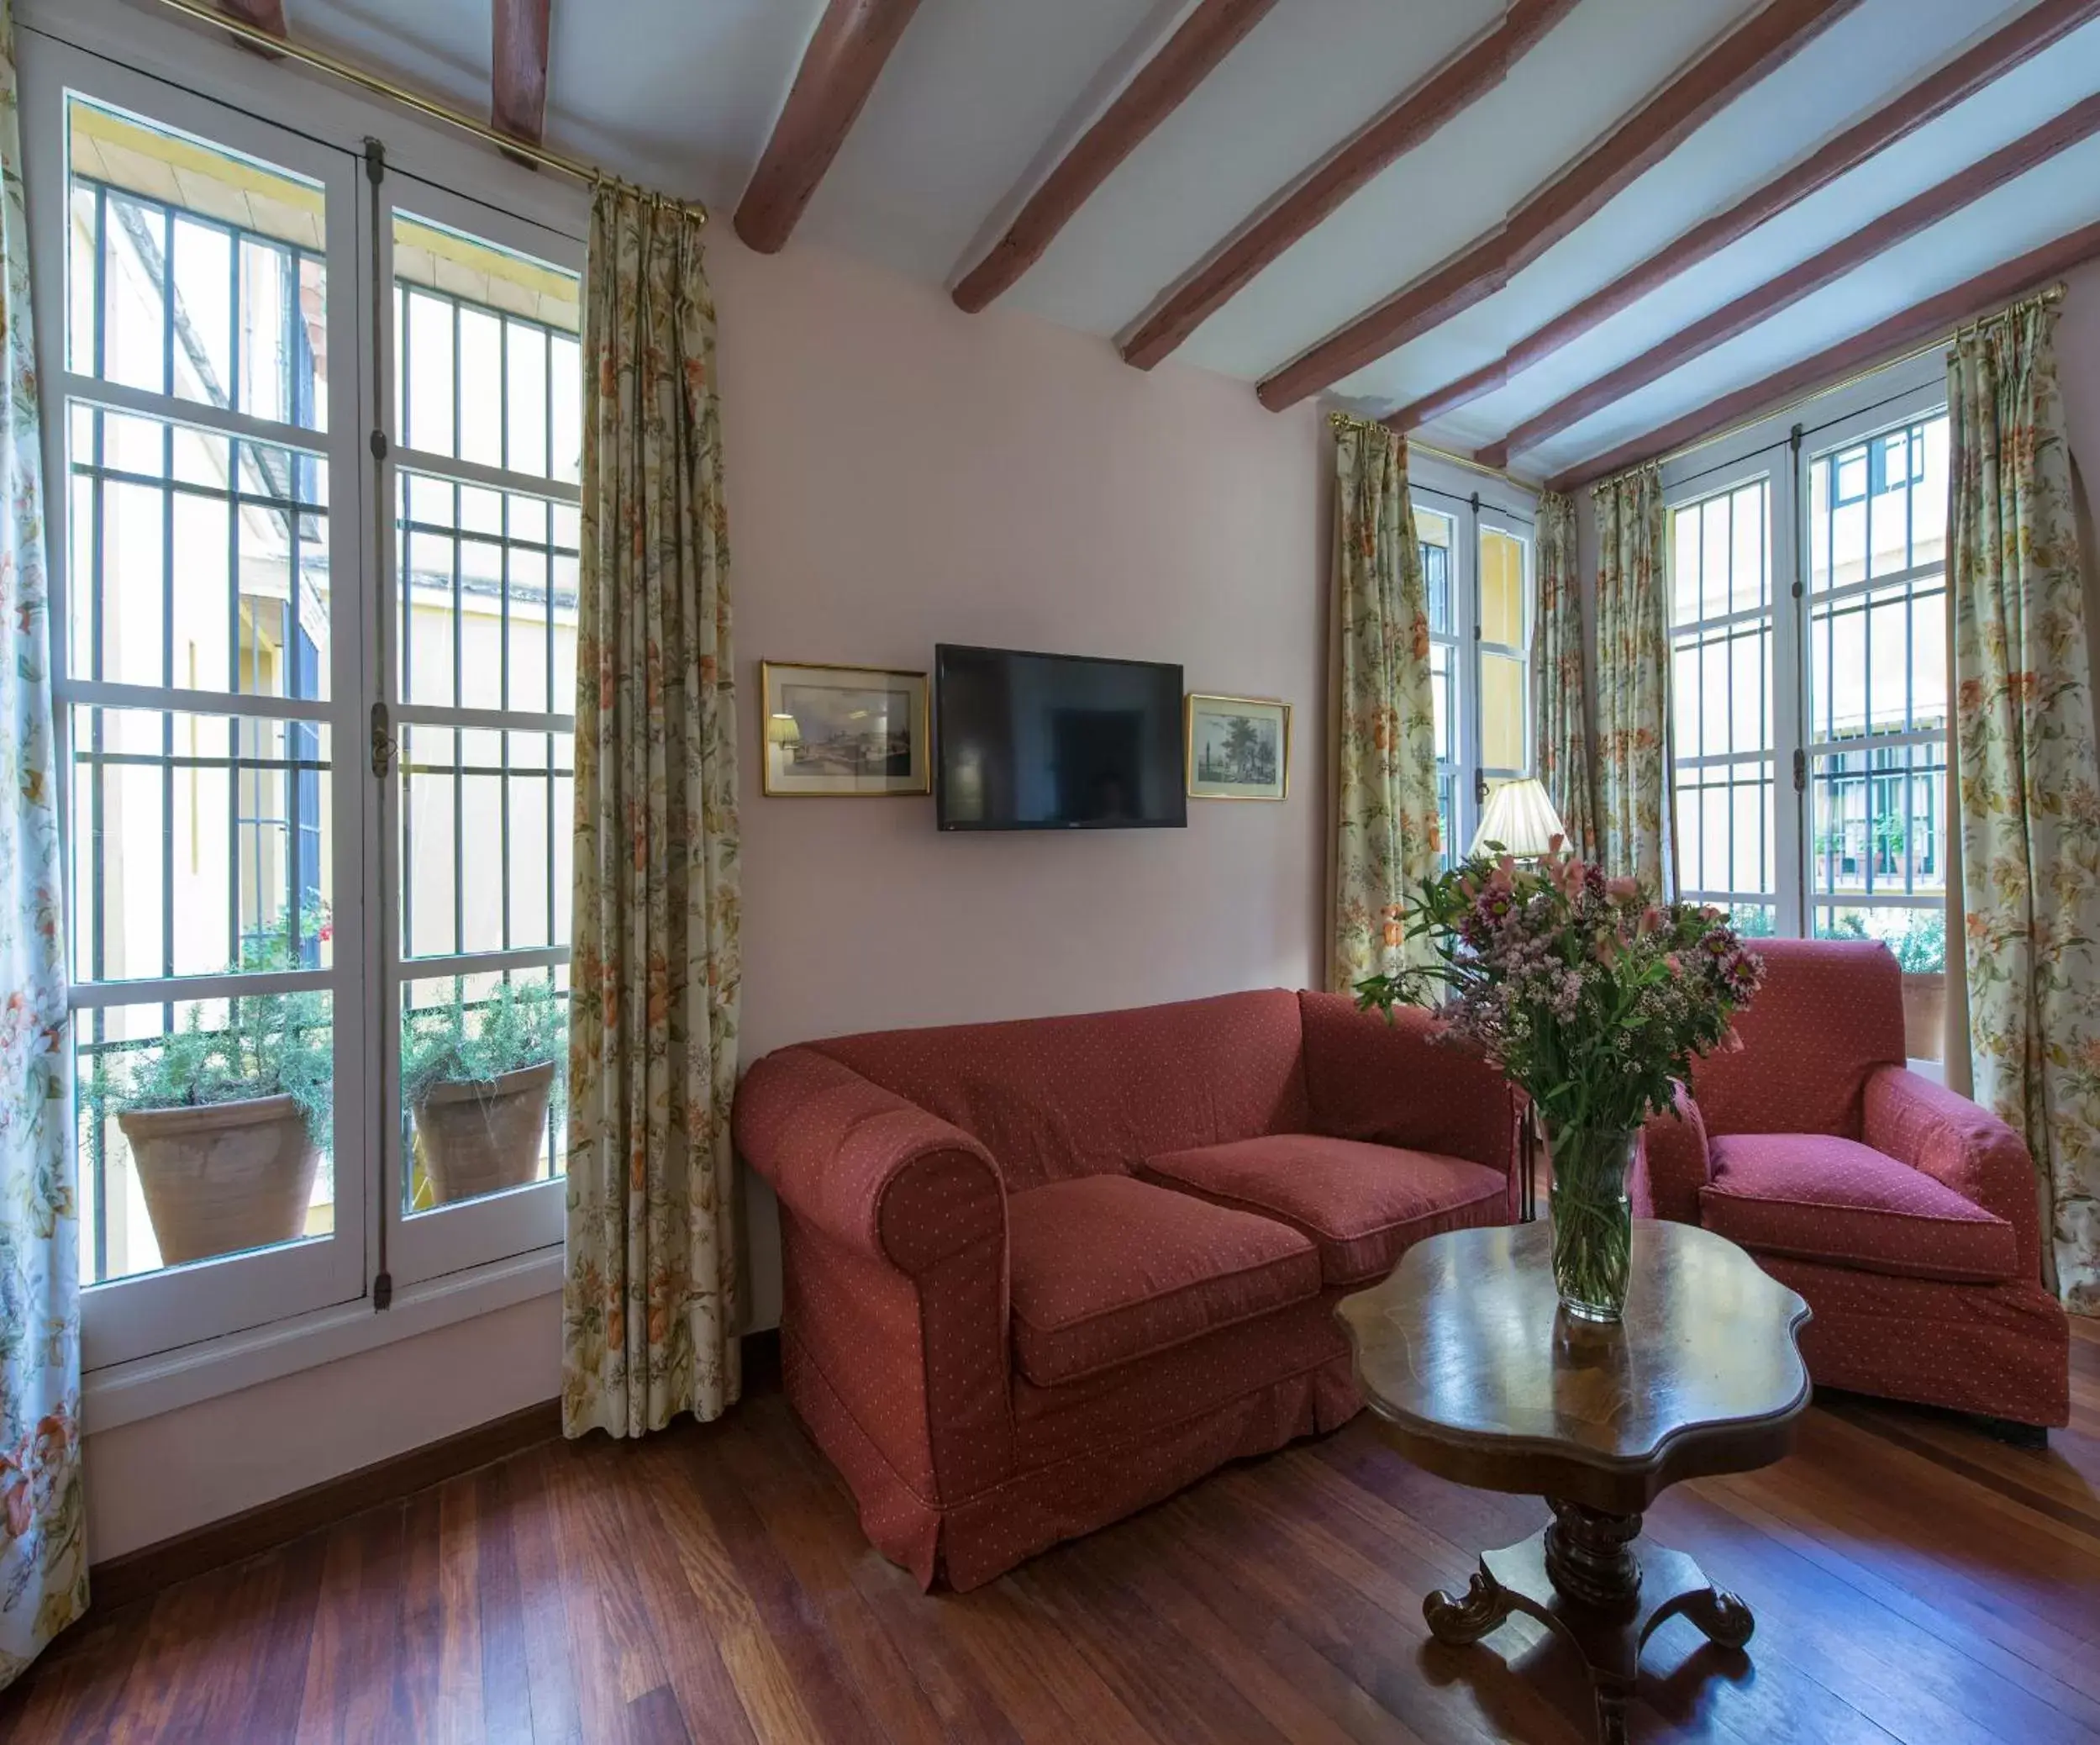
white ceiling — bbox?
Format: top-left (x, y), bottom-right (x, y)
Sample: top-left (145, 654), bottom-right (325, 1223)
top-left (262, 0), bottom-right (2099, 481)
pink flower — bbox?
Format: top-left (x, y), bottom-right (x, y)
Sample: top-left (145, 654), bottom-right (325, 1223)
top-left (1605, 877), bottom-right (1639, 903)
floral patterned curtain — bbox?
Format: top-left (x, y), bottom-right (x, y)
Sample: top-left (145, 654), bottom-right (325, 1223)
top-left (1534, 489), bottom-right (1597, 862)
top-left (1591, 465), bottom-right (1670, 894)
top-left (1949, 295), bottom-right (2100, 1314)
top-left (0, 1), bottom-right (87, 1691)
top-left (562, 184), bottom-right (743, 1435)
top-left (1329, 416), bottom-right (1439, 992)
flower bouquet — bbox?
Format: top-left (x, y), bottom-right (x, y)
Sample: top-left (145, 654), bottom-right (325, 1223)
top-left (1357, 848), bottom-right (1763, 1321)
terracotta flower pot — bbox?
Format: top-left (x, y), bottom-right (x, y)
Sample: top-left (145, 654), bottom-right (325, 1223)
top-left (1901, 972), bottom-right (1946, 1062)
top-left (118, 1094), bottom-right (321, 1267)
top-left (413, 1060), bottom-right (557, 1205)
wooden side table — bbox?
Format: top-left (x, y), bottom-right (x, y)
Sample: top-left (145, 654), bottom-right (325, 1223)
top-left (1336, 1220), bottom-right (1811, 1745)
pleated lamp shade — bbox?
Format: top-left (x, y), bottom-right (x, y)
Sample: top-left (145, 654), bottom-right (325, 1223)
top-left (1470, 777), bottom-right (1567, 859)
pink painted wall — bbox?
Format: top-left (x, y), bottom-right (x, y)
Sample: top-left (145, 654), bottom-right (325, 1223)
top-left (708, 239), bottom-right (1330, 1065)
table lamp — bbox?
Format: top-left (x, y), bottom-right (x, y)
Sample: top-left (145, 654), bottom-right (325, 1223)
top-left (1470, 777), bottom-right (1566, 860)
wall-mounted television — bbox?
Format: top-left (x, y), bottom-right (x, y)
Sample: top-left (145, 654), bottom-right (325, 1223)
top-left (934, 644), bottom-right (1187, 831)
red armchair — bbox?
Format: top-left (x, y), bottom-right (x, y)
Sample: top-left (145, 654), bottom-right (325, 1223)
top-left (1639, 939), bottom-right (2067, 1431)
top-left (734, 989), bottom-right (1519, 1589)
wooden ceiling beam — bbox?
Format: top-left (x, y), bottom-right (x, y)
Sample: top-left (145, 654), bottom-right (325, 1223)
top-left (1482, 91), bottom-right (2100, 464)
top-left (1254, 0), bottom-right (1867, 413)
top-left (1117, 0), bottom-right (1580, 369)
top-left (734, 0), bottom-right (925, 256)
top-left (954, 0), bottom-right (1286, 315)
top-left (1388, 0), bottom-right (2100, 435)
top-left (492, 0), bottom-right (552, 148)
top-left (1542, 217), bottom-right (2100, 493)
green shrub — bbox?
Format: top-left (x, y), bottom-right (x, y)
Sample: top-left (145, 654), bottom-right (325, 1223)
top-left (401, 978), bottom-right (567, 1107)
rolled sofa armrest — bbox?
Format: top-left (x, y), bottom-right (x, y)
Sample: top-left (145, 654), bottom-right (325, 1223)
top-left (1638, 1085), bottom-right (1710, 1226)
top-left (1864, 1064), bottom-right (2041, 1280)
top-left (734, 1045), bottom-right (1006, 1276)
top-left (1298, 993), bottom-right (1521, 1215)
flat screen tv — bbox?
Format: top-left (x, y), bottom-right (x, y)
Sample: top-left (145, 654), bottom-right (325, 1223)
top-left (934, 644), bottom-right (1186, 830)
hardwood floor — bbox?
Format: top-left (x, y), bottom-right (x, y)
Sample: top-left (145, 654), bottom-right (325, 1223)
top-left (7, 1320), bottom-right (2098, 1743)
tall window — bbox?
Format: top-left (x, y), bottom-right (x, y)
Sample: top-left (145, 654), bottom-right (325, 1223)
top-left (1415, 491), bottom-right (1534, 865)
top-left (1805, 417), bottom-right (1948, 971)
top-left (39, 55), bottom-right (584, 1366)
top-left (1664, 402), bottom-right (1950, 1020)
top-left (1668, 480), bottom-right (1776, 935)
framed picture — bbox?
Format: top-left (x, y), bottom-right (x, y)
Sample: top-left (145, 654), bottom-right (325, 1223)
top-left (761, 662), bottom-right (930, 797)
top-left (1186, 693), bottom-right (1291, 801)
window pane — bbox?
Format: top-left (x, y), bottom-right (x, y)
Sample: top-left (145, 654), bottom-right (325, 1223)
top-left (75, 988), bottom-right (335, 1285)
top-left (1813, 904), bottom-right (1945, 974)
top-left (1429, 642), bottom-right (1453, 764)
top-left (1480, 651), bottom-right (1524, 772)
top-left (66, 95), bottom-right (328, 431)
top-left (401, 964), bottom-right (569, 1215)
top-left (392, 210), bottom-right (580, 482)
top-left (1414, 508), bottom-right (1454, 635)
top-left (70, 706), bottom-right (333, 983)
top-left (67, 405), bottom-right (331, 700)
top-left (1480, 528), bottom-right (1524, 646)
top-left (400, 725), bottom-right (575, 961)
top-left (1667, 480), bottom-right (1774, 907)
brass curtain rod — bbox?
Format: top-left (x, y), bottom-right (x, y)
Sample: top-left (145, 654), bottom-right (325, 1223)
top-left (1588, 279), bottom-right (2068, 494)
top-left (1327, 410), bottom-right (1539, 493)
top-left (150, 0), bottom-right (708, 221)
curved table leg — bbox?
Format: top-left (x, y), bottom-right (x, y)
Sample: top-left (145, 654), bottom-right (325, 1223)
top-left (1418, 1506), bottom-right (1756, 1745)
top-left (1424, 1567), bottom-right (1514, 1645)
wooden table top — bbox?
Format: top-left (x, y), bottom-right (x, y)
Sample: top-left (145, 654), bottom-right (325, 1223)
top-left (1336, 1220), bottom-right (1812, 1514)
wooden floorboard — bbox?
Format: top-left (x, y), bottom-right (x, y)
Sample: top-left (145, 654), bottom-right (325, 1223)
top-left (6, 1363), bottom-right (2098, 1744)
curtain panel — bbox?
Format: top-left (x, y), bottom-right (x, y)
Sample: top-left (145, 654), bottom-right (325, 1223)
top-left (1948, 295), bottom-right (2100, 1314)
top-left (1534, 489), bottom-right (1597, 862)
top-left (562, 184), bottom-right (744, 1436)
top-left (0, 0), bottom-right (87, 1690)
top-left (1591, 465), bottom-right (1670, 895)
top-left (1329, 418), bottom-right (1439, 993)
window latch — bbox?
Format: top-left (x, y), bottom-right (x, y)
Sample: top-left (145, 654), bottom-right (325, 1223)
top-left (371, 701), bottom-right (396, 778)
top-left (1792, 748), bottom-right (1806, 793)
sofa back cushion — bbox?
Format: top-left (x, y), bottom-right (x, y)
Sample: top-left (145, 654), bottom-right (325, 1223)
top-left (808, 990), bottom-right (1311, 1192)
top-left (1690, 938), bottom-right (1905, 1140)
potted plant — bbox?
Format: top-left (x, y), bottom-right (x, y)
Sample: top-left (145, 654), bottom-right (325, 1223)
top-left (1357, 847), bottom-right (1763, 1322)
top-left (402, 978), bottom-right (566, 1205)
top-left (97, 917), bottom-right (334, 1268)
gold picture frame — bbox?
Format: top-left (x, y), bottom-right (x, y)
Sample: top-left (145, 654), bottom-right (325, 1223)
top-left (1185, 693), bottom-right (1291, 801)
top-left (761, 661), bottom-right (930, 797)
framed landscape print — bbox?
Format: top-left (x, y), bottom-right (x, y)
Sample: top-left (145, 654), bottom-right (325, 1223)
top-left (1186, 693), bottom-right (1291, 801)
top-left (761, 661), bottom-right (930, 797)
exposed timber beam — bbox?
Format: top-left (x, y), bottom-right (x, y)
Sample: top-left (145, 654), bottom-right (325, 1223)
top-left (1389, 0), bottom-right (2100, 435)
top-left (1481, 91), bottom-right (2100, 464)
top-left (1253, 0), bottom-right (1867, 413)
top-left (734, 0), bottom-right (924, 255)
top-left (954, 0), bottom-right (1286, 315)
top-left (1543, 219), bottom-right (2100, 493)
top-left (1117, 0), bottom-right (1580, 368)
top-left (492, 0), bottom-right (551, 147)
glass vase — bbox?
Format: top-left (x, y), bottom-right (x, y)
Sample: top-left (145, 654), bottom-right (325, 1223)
top-left (1545, 1122), bottom-right (1637, 1322)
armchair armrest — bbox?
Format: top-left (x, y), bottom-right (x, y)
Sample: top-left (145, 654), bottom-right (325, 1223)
top-left (735, 1046), bottom-right (1013, 1509)
top-left (1298, 993), bottom-right (1521, 1216)
top-left (1864, 1064), bottom-right (2041, 1280)
top-left (1638, 1086), bottom-right (1709, 1226)
top-left (734, 1046), bottom-right (1005, 1276)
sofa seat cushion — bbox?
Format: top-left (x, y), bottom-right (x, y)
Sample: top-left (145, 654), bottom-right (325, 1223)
top-left (1006, 1176), bottom-right (1319, 1387)
top-left (1701, 1132), bottom-right (2019, 1284)
top-left (1139, 1134), bottom-right (1508, 1288)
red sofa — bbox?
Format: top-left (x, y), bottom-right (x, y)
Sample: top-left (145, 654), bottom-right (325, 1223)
top-left (1638, 938), bottom-right (2068, 1431)
top-left (734, 988), bottom-right (1519, 1589)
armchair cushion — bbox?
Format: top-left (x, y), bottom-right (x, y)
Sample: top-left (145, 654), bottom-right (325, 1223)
top-left (1006, 1175), bottom-right (1319, 1387)
top-left (1139, 1134), bottom-right (1506, 1288)
top-left (1701, 1133), bottom-right (2020, 1284)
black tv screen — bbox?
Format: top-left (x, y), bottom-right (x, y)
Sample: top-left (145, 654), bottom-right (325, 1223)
top-left (934, 645), bottom-right (1187, 830)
